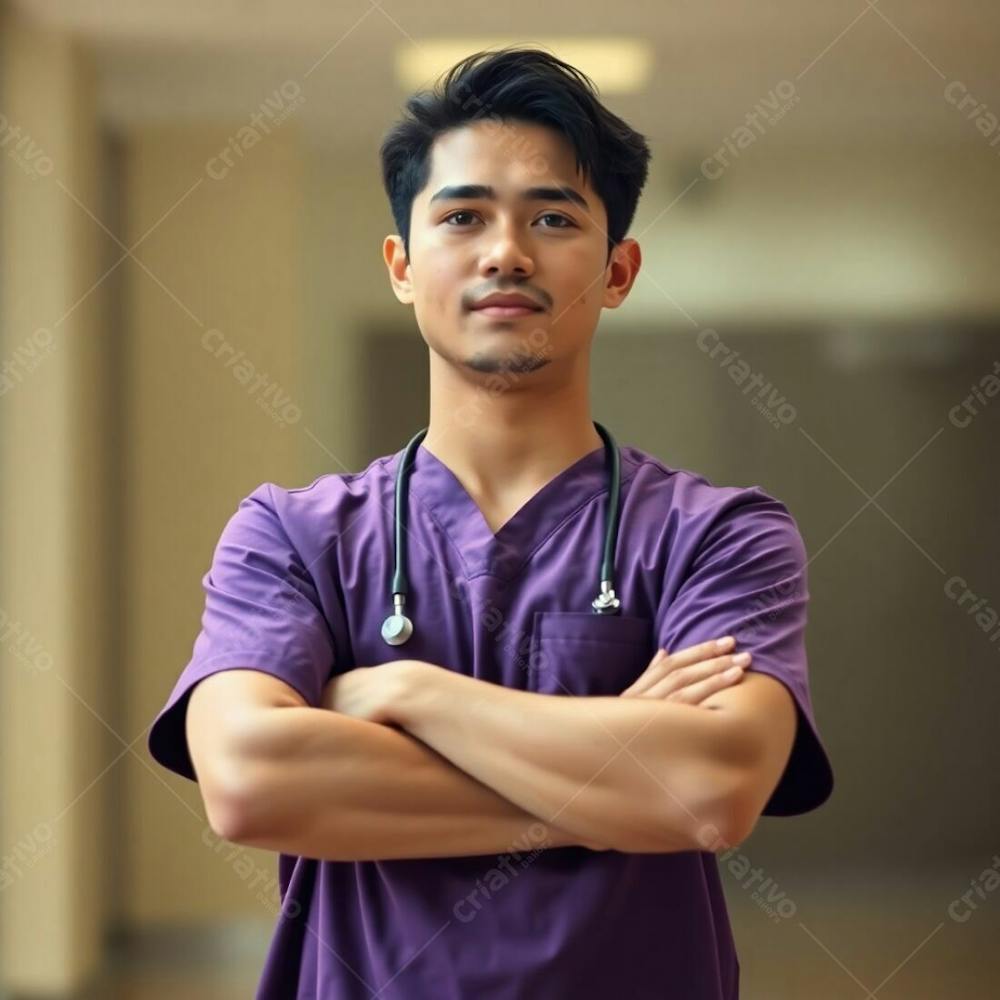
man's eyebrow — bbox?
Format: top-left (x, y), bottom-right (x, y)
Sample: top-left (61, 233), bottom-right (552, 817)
top-left (428, 184), bottom-right (589, 211)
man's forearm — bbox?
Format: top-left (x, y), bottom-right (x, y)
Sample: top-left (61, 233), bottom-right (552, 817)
top-left (223, 704), bottom-right (597, 861)
top-left (390, 665), bottom-right (751, 854)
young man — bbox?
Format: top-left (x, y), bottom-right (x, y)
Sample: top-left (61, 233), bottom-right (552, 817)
top-left (149, 46), bottom-right (833, 999)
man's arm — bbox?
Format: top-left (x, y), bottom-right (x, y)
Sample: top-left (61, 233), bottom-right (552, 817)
top-left (362, 662), bottom-right (797, 854)
top-left (186, 668), bottom-right (597, 861)
top-left (694, 670), bottom-right (799, 842)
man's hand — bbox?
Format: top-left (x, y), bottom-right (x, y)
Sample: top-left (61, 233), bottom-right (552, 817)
top-left (619, 635), bottom-right (751, 704)
top-left (324, 636), bottom-right (751, 723)
top-left (321, 660), bottom-right (424, 725)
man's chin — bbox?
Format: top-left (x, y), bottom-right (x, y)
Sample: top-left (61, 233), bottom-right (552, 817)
top-left (463, 350), bottom-right (551, 376)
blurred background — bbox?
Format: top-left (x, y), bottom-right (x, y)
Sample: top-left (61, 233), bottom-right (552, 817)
top-left (1, 1), bottom-right (999, 997)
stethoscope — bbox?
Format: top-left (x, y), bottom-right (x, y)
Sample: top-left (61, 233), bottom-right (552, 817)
top-left (381, 420), bottom-right (623, 646)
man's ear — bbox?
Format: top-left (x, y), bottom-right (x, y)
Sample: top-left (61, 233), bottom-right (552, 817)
top-left (383, 235), bottom-right (413, 305)
top-left (602, 238), bottom-right (642, 310)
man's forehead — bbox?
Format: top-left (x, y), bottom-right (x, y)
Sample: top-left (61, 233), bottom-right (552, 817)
top-left (426, 182), bottom-right (591, 214)
top-left (419, 123), bottom-right (590, 203)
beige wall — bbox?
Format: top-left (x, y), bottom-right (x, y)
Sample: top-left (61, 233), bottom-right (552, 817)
top-left (626, 141), bottom-right (1000, 323)
top-left (0, 11), bottom-right (110, 994)
top-left (120, 123), bottom-right (315, 925)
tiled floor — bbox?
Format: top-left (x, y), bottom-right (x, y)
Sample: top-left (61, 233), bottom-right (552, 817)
top-left (62, 868), bottom-right (997, 998)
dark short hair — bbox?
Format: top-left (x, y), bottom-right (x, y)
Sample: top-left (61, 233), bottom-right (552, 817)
top-left (379, 45), bottom-right (652, 263)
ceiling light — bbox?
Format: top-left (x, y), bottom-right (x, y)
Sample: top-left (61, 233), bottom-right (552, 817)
top-left (396, 39), bottom-right (653, 95)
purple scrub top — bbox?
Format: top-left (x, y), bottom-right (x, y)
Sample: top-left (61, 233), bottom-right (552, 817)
top-left (148, 439), bottom-right (834, 999)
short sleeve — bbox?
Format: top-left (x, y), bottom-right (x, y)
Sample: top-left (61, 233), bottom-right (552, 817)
top-left (148, 482), bottom-right (337, 782)
top-left (657, 489), bottom-right (834, 816)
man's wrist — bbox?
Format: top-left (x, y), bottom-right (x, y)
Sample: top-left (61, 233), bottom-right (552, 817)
top-left (387, 659), bottom-right (441, 729)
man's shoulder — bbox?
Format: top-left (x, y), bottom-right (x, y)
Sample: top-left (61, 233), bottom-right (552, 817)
top-left (620, 443), bottom-right (792, 525)
top-left (236, 450), bottom-right (398, 543)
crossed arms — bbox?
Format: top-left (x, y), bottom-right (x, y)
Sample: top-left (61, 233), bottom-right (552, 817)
top-left (186, 639), bottom-right (797, 861)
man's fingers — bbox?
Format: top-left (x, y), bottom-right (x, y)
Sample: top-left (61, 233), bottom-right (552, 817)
top-left (644, 662), bottom-right (747, 703)
top-left (621, 635), bottom-right (737, 697)
top-left (658, 651), bottom-right (751, 696)
top-left (622, 651), bottom-right (750, 699)
top-left (665, 635), bottom-right (736, 669)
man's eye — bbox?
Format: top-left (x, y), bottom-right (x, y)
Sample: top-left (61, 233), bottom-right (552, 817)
top-left (442, 211), bottom-right (575, 228)
top-left (537, 213), bottom-right (574, 228)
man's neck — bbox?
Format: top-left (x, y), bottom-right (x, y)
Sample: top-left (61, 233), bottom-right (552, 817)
top-left (420, 378), bottom-right (603, 518)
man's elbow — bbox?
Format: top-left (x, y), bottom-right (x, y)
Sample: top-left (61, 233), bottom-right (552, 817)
top-left (191, 720), bottom-right (273, 843)
top-left (656, 764), bottom-right (760, 854)
top-left (700, 792), bottom-right (759, 852)
top-left (638, 801), bottom-right (749, 856)
top-left (205, 796), bottom-right (247, 843)
top-left (599, 789), bottom-right (746, 855)
top-left (186, 670), bottom-right (312, 844)
top-left (199, 755), bottom-right (260, 843)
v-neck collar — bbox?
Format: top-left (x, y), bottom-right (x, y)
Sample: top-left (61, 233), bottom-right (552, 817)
top-left (398, 441), bottom-right (614, 581)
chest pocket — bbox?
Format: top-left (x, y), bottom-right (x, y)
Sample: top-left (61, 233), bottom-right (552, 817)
top-left (527, 611), bottom-right (653, 696)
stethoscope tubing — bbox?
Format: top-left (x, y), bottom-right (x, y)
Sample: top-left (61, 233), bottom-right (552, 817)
top-left (381, 420), bottom-right (622, 646)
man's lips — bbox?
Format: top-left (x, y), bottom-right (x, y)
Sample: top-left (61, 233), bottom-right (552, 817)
top-left (470, 293), bottom-right (544, 311)
top-left (471, 304), bottom-right (542, 318)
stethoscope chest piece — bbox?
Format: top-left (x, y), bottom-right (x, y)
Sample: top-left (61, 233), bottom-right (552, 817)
top-left (381, 594), bottom-right (414, 646)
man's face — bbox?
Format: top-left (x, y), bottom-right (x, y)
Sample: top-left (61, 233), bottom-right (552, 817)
top-left (385, 119), bottom-right (638, 378)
